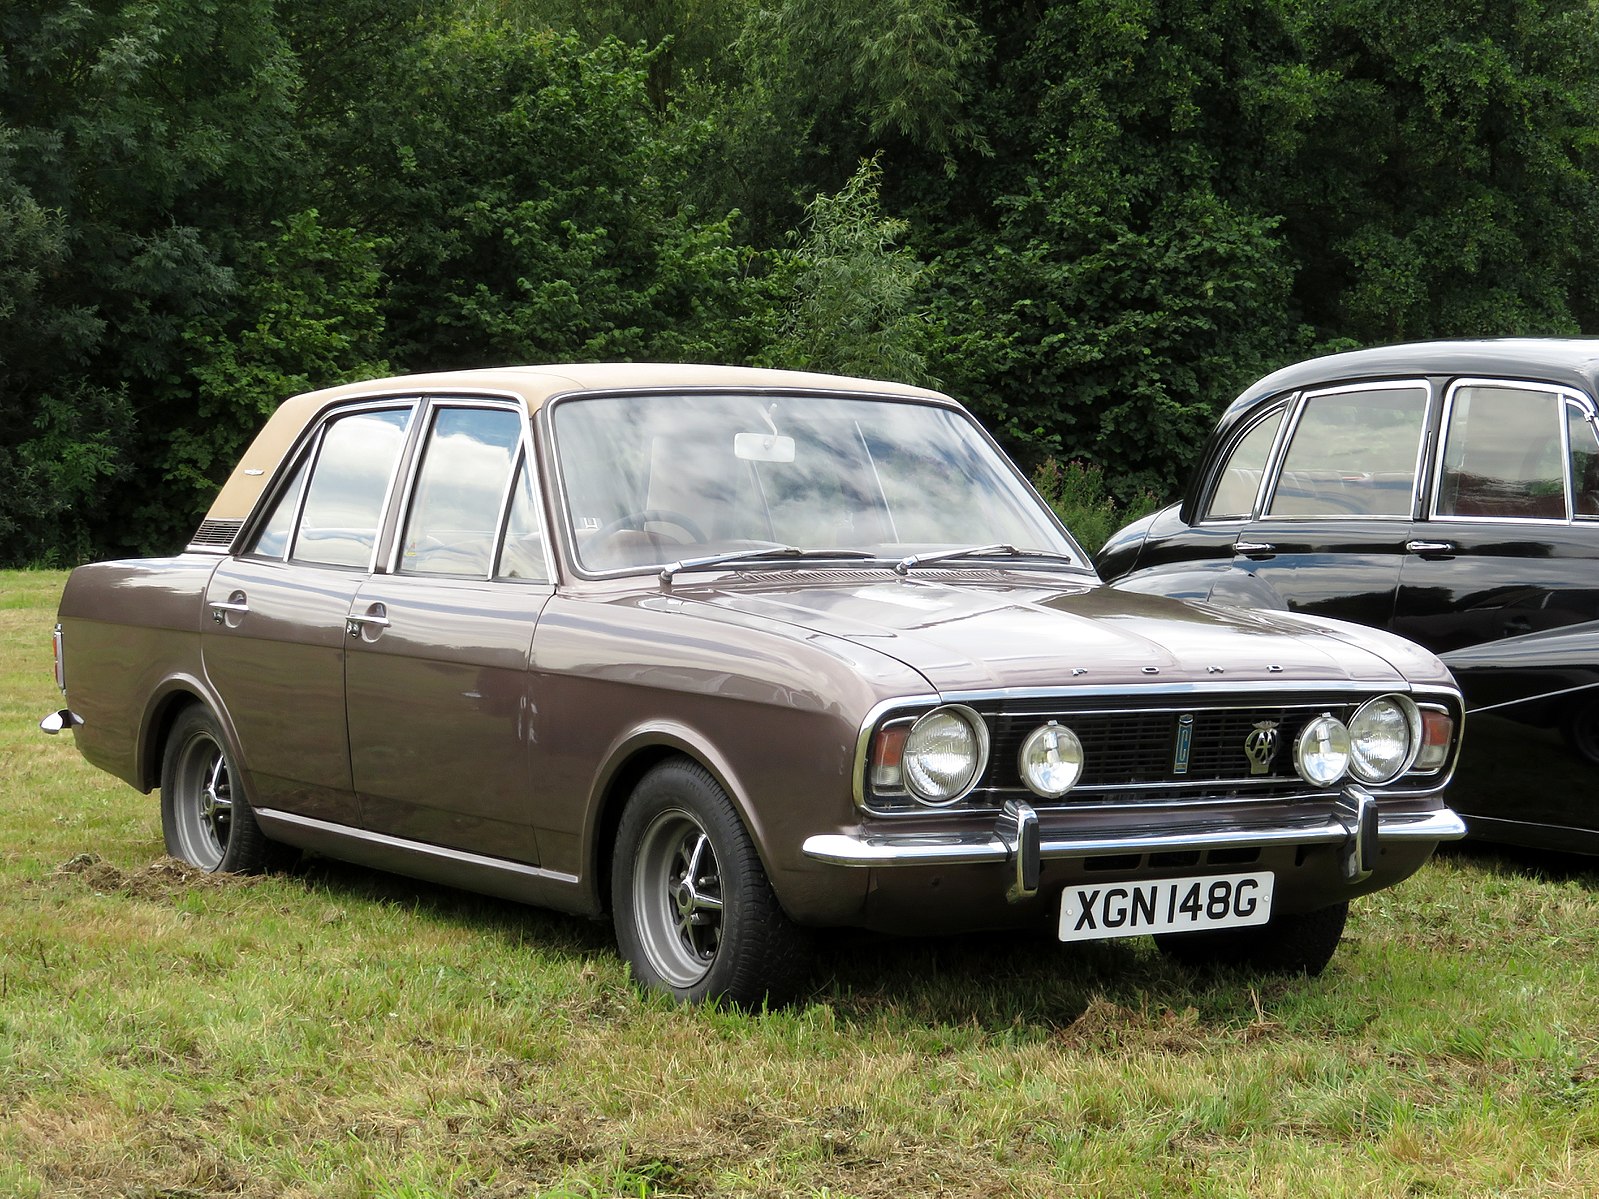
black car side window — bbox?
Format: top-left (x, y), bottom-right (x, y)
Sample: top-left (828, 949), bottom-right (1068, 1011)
top-left (1204, 407), bottom-right (1284, 520)
top-left (1436, 385), bottom-right (1565, 520)
top-left (1570, 404), bottom-right (1599, 519)
top-left (1267, 386), bottom-right (1427, 518)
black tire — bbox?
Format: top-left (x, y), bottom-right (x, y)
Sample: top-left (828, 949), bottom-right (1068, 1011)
top-left (1560, 696), bottom-right (1599, 765)
top-left (160, 705), bottom-right (273, 874)
top-left (1153, 900), bottom-right (1349, 977)
top-left (611, 759), bottom-right (810, 1005)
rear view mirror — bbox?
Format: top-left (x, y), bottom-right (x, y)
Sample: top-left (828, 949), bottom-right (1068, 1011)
top-left (734, 432), bottom-right (796, 463)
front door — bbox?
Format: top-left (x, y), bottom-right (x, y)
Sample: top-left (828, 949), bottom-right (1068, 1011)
top-left (345, 404), bottom-right (553, 862)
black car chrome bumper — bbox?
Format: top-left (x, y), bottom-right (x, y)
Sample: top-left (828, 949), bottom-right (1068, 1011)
top-left (802, 787), bottom-right (1467, 902)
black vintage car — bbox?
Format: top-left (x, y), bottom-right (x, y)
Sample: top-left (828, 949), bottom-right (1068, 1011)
top-left (1098, 339), bottom-right (1599, 854)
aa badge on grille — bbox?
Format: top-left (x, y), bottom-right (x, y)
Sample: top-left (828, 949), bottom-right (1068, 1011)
top-left (1244, 720), bottom-right (1280, 776)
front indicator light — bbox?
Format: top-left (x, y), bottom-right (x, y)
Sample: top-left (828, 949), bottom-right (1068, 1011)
top-left (1296, 714), bottom-right (1351, 787)
top-left (1018, 721), bottom-right (1084, 798)
top-left (1412, 708), bottom-right (1455, 774)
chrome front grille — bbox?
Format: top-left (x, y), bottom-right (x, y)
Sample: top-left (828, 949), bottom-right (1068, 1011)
top-left (976, 697), bottom-right (1360, 802)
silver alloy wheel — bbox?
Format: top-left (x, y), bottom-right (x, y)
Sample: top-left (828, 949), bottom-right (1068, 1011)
top-left (631, 807), bottom-right (725, 989)
top-left (170, 729), bottom-right (233, 870)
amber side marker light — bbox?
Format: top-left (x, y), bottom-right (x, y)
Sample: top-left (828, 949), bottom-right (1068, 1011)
top-left (1413, 709), bottom-right (1454, 774)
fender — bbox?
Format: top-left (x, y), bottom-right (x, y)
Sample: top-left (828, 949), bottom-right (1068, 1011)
top-left (1106, 563), bottom-right (1290, 611)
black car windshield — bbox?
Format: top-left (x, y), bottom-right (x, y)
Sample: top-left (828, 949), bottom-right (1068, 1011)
top-left (551, 392), bottom-right (1083, 574)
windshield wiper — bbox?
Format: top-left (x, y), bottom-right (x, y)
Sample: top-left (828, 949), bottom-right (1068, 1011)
top-left (892, 544), bottom-right (1081, 575)
top-left (660, 546), bottom-right (875, 585)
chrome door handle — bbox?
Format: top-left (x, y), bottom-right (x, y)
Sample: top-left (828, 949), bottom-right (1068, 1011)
top-left (346, 605), bottom-right (391, 638)
top-left (1234, 540), bottom-right (1276, 557)
top-left (1406, 540), bottom-right (1456, 556)
top-left (209, 595), bottom-right (250, 623)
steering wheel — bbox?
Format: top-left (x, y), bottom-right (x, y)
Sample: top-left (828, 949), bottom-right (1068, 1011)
top-left (590, 508), bottom-right (708, 546)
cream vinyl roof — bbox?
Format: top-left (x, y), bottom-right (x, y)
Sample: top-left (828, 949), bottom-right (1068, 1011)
top-left (205, 363), bottom-right (951, 524)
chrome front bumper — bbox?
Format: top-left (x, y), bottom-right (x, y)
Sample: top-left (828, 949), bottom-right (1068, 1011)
top-left (801, 787), bottom-right (1467, 902)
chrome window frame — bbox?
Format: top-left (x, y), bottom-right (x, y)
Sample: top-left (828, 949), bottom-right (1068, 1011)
top-left (1196, 401), bottom-right (1290, 525)
top-left (1428, 378), bottom-right (1586, 526)
top-left (1258, 379), bottom-right (1434, 523)
top-left (1564, 396), bottom-right (1599, 522)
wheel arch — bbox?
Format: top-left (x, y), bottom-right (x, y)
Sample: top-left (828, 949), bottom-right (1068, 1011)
top-left (584, 726), bottom-right (771, 919)
top-left (135, 677), bottom-right (246, 796)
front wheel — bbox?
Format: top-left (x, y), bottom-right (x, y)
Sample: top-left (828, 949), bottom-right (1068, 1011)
top-left (1153, 901), bottom-right (1349, 976)
top-left (160, 705), bottom-right (272, 874)
top-left (611, 760), bottom-right (809, 1005)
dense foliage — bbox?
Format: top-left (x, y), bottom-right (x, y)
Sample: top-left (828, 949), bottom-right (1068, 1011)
top-left (4, 0), bottom-right (1597, 563)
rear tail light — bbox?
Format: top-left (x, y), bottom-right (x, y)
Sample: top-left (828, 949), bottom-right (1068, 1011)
top-left (1412, 708), bottom-right (1454, 774)
top-left (52, 624), bottom-right (66, 694)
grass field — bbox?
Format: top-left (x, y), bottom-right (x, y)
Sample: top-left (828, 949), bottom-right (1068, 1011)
top-left (3, 568), bottom-right (1598, 1197)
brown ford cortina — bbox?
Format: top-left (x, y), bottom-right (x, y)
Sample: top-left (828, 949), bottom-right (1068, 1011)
top-left (43, 364), bottom-right (1468, 1003)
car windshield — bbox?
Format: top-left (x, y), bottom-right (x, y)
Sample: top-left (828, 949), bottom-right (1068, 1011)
top-left (551, 391), bottom-right (1083, 574)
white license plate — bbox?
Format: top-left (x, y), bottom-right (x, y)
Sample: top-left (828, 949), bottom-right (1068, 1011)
top-left (1058, 871), bottom-right (1275, 942)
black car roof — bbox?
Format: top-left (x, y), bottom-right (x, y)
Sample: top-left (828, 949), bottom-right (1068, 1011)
top-left (1228, 338), bottom-right (1599, 419)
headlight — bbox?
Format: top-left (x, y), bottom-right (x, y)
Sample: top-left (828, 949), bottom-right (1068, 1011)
top-left (1295, 714), bottom-right (1350, 787)
top-left (1348, 694), bottom-right (1420, 783)
top-left (901, 706), bottom-right (987, 804)
top-left (1018, 721), bottom-right (1084, 798)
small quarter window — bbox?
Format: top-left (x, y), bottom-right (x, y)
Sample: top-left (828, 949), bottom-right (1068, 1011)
top-left (1204, 408), bottom-right (1284, 520)
top-left (249, 455), bottom-right (309, 560)
top-left (495, 456), bottom-right (550, 582)
top-left (1570, 404), bottom-right (1599, 519)
top-left (1267, 386), bottom-right (1427, 518)
top-left (293, 408), bottom-right (413, 568)
top-left (399, 407), bottom-right (523, 577)
top-left (1437, 386), bottom-right (1565, 520)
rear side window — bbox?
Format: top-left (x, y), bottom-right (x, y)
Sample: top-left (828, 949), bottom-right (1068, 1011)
top-left (1568, 404), bottom-right (1599, 519)
top-left (293, 408), bottom-right (414, 568)
top-left (1204, 408), bottom-right (1284, 520)
top-left (1436, 385), bottom-right (1566, 520)
top-left (1266, 386), bottom-right (1427, 518)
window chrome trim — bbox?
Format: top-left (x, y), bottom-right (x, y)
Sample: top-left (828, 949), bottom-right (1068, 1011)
top-left (1256, 379), bottom-right (1434, 524)
top-left (1427, 377), bottom-right (1585, 525)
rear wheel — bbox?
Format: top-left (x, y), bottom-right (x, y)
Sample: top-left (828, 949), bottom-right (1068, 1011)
top-left (160, 705), bottom-right (272, 874)
top-left (1153, 901), bottom-right (1349, 976)
top-left (1561, 696), bottom-right (1599, 765)
top-left (612, 759), bottom-right (809, 1005)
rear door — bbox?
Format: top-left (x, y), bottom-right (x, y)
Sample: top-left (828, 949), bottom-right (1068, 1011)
top-left (345, 401), bottom-right (553, 862)
top-left (203, 402), bottom-right (417, 821)
top-left (1395, 381), bottom-right (1599, 659)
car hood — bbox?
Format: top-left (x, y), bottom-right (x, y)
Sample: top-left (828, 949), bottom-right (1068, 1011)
top-left (672, 572), bottom-right (1422, 694)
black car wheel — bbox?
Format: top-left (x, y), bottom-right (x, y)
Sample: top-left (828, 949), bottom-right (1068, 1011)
top-left (1561, 695), bottom-right (1599, 765)
top-left (612, 759), bottom-right (809, 1005)
top-left (1153, 900), bottom-right (1349, 976)
top-left (160, 705), bottom-right (272, 874)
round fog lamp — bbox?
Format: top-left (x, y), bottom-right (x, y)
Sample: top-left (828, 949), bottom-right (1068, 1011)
top-left (1019, 721), bottom-right (1084, 798)
top-left (1348, 695), bottom-right (1418, 783)
top-left (1296, 715), bottom-right (1351, 787)
top-left (902, 707), bottom-right (984, 804)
